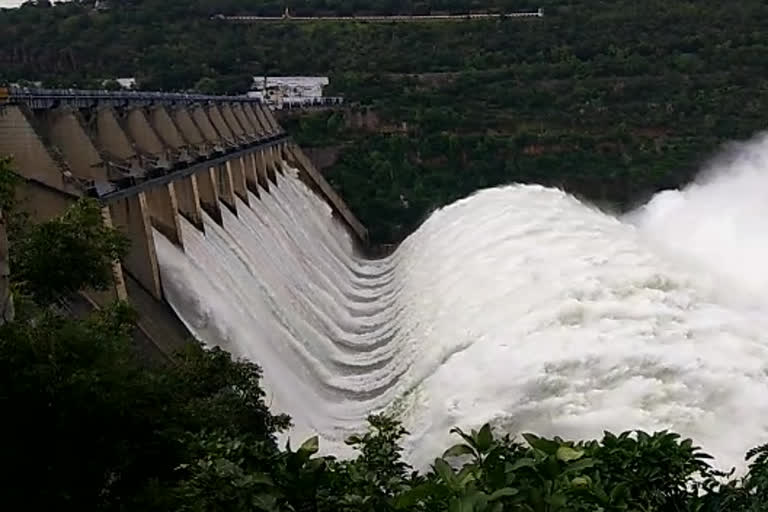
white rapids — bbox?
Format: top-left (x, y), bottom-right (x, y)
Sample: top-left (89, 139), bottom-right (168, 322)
top-left (153, 134), bottom-right (768, 472)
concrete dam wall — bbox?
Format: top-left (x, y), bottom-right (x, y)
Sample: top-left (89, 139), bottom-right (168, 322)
top-left (0, 88), bottom-right (367, 357)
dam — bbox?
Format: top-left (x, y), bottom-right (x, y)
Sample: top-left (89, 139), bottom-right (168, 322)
top-left (0, 86), bottom-right (367, 357)
top-left (5, 87), bottom-right (768, 472)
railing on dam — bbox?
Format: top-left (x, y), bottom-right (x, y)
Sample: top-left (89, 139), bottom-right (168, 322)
top-left (273, 96), bottom-right (344, 110)
top-left (97, 133), bottom-right (288, 201)
top-left (1, 86), bottom-right (264, 110)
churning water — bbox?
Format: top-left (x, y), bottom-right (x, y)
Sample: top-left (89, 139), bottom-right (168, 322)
top-left (153, 134), bottom-right (768, 472)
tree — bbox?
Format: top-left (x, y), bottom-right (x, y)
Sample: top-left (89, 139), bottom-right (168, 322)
top-left (10, 199), bottom-right (128, 305)
top-left (194, 76), bottom-right (219, 94)
top-left (0, 209), bottom-right (12, 325)
top-left (103, 78), bottom-right (124, 91)
top-left (0, 156), bottom-right (289, 510)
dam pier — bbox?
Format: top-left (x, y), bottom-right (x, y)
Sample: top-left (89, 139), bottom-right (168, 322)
top-left (0, 87), bottom-right (367, 357)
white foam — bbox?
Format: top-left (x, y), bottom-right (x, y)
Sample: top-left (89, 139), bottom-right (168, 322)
top-left (154, 138), bottom-right (768, 472)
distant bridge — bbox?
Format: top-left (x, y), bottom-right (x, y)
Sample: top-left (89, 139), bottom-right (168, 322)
top-left (213, 8), bottom-right (543, 23)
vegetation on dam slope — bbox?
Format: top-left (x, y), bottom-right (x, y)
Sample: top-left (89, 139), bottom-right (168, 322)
top-left (3, 0), bottom-right (768, 242)
top-left (3, 157), bottom-right (768, 510)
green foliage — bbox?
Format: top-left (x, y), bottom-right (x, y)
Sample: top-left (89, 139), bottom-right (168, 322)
top-left (392, 425), bottom-right (723, 512)
top-left (194, 76), bottom-right (219, 94)
top-left (163, 414), bottom-right (768, 512)
top-left (0, 156), bottom-right (19, 213)
top-left (174, 431), bottom-right (288, 512)
top-left (171, 344), bottom-right (291, 437)
top-left (1, 305), bottom-right (292, 510)
top-left (102, 78), bottom-right (123, 91)
top-left (1, 301), bottom-right (141, 509)
top-left (10, 198), bottom-right (128, 305)
top-left (741, 444), bottom-right (768, 508)
top-left (585, 430), bottom-right (714, 510)
top-left (327, 414), bottom-right (414, 511)
top-left (0, 157), bottom-right (132, 312)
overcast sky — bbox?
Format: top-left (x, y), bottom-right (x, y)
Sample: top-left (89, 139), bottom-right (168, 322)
top-left (0, 0), bottom-right (67, 7)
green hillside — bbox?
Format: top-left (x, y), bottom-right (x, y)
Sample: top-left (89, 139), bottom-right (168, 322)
top-left (3, 0), bottom-right (768, 243)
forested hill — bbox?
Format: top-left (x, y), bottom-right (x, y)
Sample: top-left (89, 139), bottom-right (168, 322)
top-left (3, 0), bottom-right (768, 243)
top-left (3, 0), bottom-right (765, 90)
